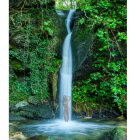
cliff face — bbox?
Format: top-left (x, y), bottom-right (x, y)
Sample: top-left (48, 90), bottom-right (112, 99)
top-left (71, 10), bottom-right (96, 82)
top-left (72, 12), bottom-right (92, 72)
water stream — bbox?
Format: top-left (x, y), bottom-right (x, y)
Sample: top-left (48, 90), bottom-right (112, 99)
top-left (59, 10), bottom-right (75, 120)
top-left (10, 119), bottom-right (126, 140)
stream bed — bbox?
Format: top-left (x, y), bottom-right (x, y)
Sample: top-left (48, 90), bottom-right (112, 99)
top-left (9, 119), bottom-right (127, 140)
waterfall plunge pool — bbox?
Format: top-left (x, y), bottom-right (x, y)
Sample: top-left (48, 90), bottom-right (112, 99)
top-left (9, 119), bottom-right (127, 140)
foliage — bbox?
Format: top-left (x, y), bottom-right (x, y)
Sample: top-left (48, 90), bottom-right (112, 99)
top-left (73, 60), bottom-right (127, 114)
top-left (9, 0), bottom-right (127, 117)
top-left (72, 0), bottom-right (127, 115)
top-left (55, 0), bottom-right (77, 9)
top-left (9, 1), bottom-right (60, 102)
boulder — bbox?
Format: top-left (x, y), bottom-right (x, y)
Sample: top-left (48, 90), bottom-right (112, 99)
top-left (9, 103), bottom-right (56, 120)
top-left (34, 104), bottom-right (55, 119)
top-left (9, 112), bottom-right (27, 121)
top-left (15, 101), bottom-right (29, 109)
top-left (17, 103), bottom-right (55, 120)
top-left (100, 127), bottom-right (126, 140)
top-left (9, 132), bottom-right (26, 139)
top-left (16, 110), bottom-right (34, 119)
top-left (111, 127), bottom-right (126, 140)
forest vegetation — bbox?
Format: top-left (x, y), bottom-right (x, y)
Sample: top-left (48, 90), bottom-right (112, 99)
top-left (9, 0), bottom-right (127, 118)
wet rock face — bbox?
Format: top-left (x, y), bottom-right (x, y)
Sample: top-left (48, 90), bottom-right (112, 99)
top-left (71, 32), bottom-right (93, 73)
top-left (92, 108), bottom-right (121, 119)
top-left (71, 10), bottom-right (94, 78)
top-left (56, 10), bottom-right (69, 57)
top-left (9, 103), bottom-right (56, 121)
top-left (9, 112), bottom-right (27, 121)
top-left (73, 55), bottom-right (97, 81)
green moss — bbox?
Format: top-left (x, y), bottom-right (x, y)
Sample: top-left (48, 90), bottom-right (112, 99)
top-left (100, 127), bottom-right (126, 140)
top-left (112, 127), bottom-right (126, 140)
top-left (16, 111), bottom-right (34, 119)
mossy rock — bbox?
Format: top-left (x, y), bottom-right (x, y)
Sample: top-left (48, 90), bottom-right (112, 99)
top-left (28, 96), bottom-right (41, 105)
top-left (16, 111), bottom-right (34, 119)
top-left (34, 104), bottom-right (55, 119)
top-left (9, 103), bottom-right (18, 112)
top-left (101, 127), bottom-right (126, 140)
top-left (20, 104), bottom-right (37, 113)
top-left (15, 101), bottom-right (29, 109)
top-left (112, 127), bottom-right (126, 140)
top-left (19, 104), bottom-right (55, 119)
top-left (9, 112), bottom-right (27, 121)
top-left (10, 103), bottom-right (55, 120)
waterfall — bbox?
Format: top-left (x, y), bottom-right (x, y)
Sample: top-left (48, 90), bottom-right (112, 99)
top-left (59, 10), bottom-right (75, 121)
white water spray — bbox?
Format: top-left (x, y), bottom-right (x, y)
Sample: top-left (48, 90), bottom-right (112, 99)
top-left (59, 10), bottom-right (75, 120)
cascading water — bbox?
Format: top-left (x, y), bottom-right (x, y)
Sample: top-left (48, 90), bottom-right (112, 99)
top-left (59, 10), bottom-right (75, 121)
top-left (12, 10), bottom-right (125, 140)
